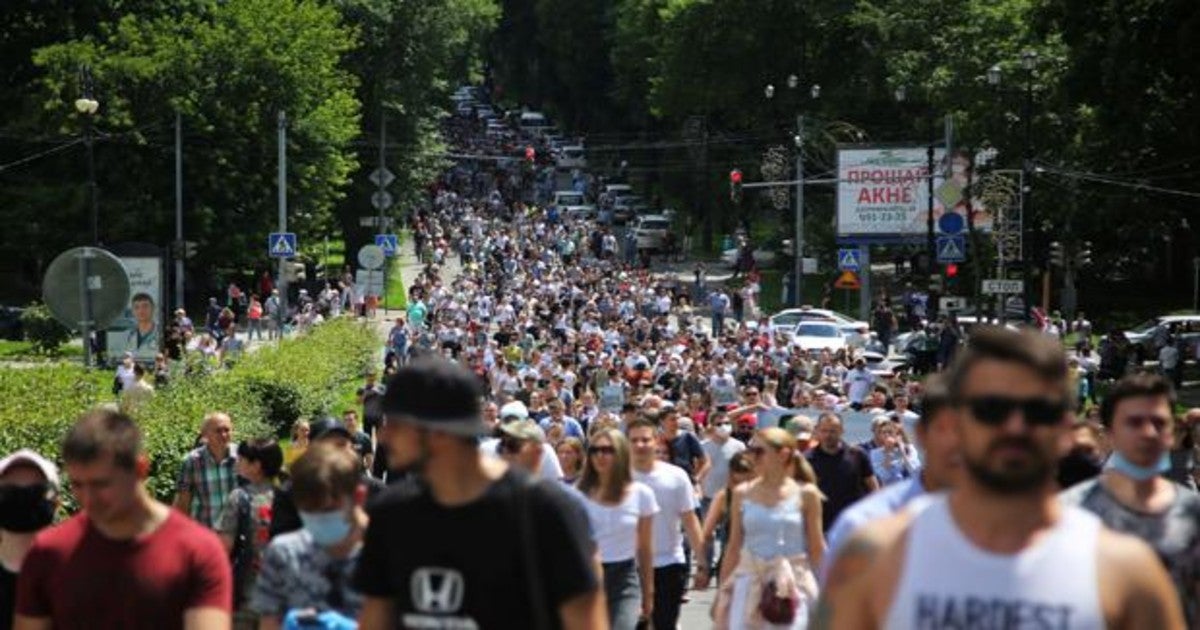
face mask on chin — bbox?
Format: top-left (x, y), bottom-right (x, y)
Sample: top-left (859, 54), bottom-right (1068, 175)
top-left (1106, 451), bottom-right (1170, 482)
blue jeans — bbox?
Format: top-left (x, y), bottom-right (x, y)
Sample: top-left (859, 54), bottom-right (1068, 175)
top-left (602, 559), bottom-right (641, 630)
top-left (699, 496), bottom-right (728, 573)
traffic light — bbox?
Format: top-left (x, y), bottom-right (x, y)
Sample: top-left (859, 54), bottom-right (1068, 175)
top-left (730, 168), bottom-right (743, 203)
top-left (524, 145), bottom-right (536, 162)
top-left (945, 263), bottom-right (959, 278)
top-left (1076, 241), bottom-right (1093, 267)
top-left (1049, 241), bottom-right (1064, 267)
top-left (929, 273), bottom-right (944, 293)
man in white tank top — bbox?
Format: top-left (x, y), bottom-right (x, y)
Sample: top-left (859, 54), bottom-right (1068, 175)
top-left (817, 327), bottom-right (1184, 629)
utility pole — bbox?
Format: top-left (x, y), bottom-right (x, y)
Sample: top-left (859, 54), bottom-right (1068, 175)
top-left (174, 111), bottom-right (185, 309)
top-left (794, 114), bottom-right (805, 307)
top-left (378, 108), bottom-right (387, 311)
top-left (277, 111), bottom-right (288, 321)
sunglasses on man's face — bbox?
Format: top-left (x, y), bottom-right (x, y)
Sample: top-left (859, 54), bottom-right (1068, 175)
top-left (965, 396), bottom-right (1066, 427)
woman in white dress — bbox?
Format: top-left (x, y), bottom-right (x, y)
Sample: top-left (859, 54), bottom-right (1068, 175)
top-left (577, 428), bottom-right (658, 629)
top-left (716, 428), bottom-right (825, 629)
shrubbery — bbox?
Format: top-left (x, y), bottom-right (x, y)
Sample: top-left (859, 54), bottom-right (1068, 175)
top-left (20, 303), bottom-right (72, 354)
top-left (0, 318), bottom-right (378, 506)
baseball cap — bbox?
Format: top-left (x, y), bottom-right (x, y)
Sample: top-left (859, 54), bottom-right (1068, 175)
top-left (499, 401), bottom-right (530, 422)
top-left (785, 416), bottom-right (814, 441)
top-left (498, 420), bottom-right (545, 444)
top-left (737, 413), bottom-right (757, 428)
top-left (382, 357), bottom-right (486, 436)
top-left (0, 449), bottom-right (60, 487)
top-left (309, 417), bottom-right (353, 441)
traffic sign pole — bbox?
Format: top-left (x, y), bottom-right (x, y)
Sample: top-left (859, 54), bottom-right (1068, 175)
top-left (277, 111), bottom-right (288, 323)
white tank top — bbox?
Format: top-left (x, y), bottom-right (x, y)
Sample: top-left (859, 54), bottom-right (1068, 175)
top-left (885, 496), bottom-right (1106, 630)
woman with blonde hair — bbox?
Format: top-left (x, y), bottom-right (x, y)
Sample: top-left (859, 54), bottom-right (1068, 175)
top-left (282, 419), bottom-right (310, 470)
top-left (715, 427), bottom-right (825, 629)
top-left (577, 428), bottom-right (658, 628)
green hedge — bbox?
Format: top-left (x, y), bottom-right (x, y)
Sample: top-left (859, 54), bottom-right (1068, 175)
top-left (0, 318), bottom-right (378, 507)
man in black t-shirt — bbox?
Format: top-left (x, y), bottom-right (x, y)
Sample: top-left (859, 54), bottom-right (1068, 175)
top-left (660, 408), bottom-right (708, 484)
top-left (357, 371), bottom-right (385, 440)
top-left (806, 413), bottom-right (879, 531)
top-left (354, 357), bottom-right (603, 629)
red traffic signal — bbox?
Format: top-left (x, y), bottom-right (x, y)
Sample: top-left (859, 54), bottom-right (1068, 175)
top-left (524, 146), bottom-right (536, 162)
top-left (730, 169), bottom-right (743, 184)
top-left (945, 263), bottom-right (959, 278)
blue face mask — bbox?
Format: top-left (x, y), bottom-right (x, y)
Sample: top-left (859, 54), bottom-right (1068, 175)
top-left (299, 507), bottom-right (353, 546)
top-left (1106, 451), bottom-right (1170, 481)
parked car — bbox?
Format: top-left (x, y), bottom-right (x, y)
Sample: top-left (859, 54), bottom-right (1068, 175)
top-left (556, 145), bottom-right (587, 170)
top-left (633, 215), bottom-right (673, 252)
top-left (721, 244), bottom-right (778, 269)
top-left (0, 306), bottom-right (23, 341)
top-left (1124, 314), bottom-right (1200, 362)
top-left (769, 307), bottom-right (869, 345)
top-left (518, 111), bottom-right (552, 134)
top-left (790, 321), bottom-right (848, 353)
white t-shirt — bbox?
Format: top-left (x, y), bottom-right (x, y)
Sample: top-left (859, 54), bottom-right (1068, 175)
top-left (583, 482), bottom-right (659, 563)
top-left (634, 462), bottom-right (697, 567)
top-left (478, 439), bottom-right (564, 481)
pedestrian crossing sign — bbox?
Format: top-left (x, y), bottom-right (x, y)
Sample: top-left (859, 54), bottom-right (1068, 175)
top-left (375, 234), bottom-right (399, 257)
top-left (268, 232), bottom-right (297, 258)
top-left (936, 235), bottom-right (966, 263)
top-left (837, 248), bottom-right (861, 271)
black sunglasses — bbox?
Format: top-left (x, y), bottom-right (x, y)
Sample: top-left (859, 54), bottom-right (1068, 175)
top-left (588, 445), bottom-right (616, 456)
top-left (965, 396), bottom-right (1066, 427)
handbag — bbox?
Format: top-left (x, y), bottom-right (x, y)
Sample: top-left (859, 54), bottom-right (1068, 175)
top-left (758, 578), bottom-right (798, 625)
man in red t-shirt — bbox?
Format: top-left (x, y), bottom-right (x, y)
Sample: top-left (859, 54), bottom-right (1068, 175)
top-left (15, 409), bottom-right (231, 630)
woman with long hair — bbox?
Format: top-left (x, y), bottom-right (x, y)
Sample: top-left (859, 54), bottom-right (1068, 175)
top-left (577, 428), bottom-right (657, 628)
top-left (868, 420), bottom-right (922, 487)
top-left (282, 419), bottom-right (310, 471)
top-left (715, 428), bottom-right (825, 629)
top-left (699, 451), bottom-right (758, 581)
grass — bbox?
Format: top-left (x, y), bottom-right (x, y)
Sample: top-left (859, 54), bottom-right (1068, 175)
top-left (0, 339), bottom-right (85, 361)
top-left (384, 258), bottom-right (408, 311)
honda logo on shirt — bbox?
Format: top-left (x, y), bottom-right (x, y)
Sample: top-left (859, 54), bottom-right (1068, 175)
top-left (411, 567), bottom-right (465, 614)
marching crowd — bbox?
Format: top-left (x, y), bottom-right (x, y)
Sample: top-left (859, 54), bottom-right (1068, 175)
top-left (1, 91), bottom-right (1198, 630)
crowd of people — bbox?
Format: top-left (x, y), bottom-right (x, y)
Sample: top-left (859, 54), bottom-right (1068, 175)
top-left (1, 89), bottom-right (1198, 630)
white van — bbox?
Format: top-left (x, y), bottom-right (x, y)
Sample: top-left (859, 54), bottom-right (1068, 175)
top-left (556, 145), bottom-right (587, 170)
top-left (519, 112), bottom-right (551, 132)
top-left (633, 215), bottom-right (673, 251)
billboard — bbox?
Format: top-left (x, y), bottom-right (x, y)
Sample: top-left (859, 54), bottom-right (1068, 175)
top-left (837, 147), bottom-right (992, 238)
top-left (106, 257), bottom-right (163, 364)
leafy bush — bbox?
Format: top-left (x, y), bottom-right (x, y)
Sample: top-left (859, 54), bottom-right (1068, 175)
top-left (20, 303), bottom-right (73, 354)
top-left (231, 319), bottom-right (377, 434)
top-left (0, 318), bottom-right (378, 507)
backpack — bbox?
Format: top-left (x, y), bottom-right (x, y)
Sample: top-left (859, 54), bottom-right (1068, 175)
top-left (231, 489), bottom-right (273, 609)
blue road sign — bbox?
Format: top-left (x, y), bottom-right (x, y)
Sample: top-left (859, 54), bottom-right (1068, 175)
top-left (938, 211), bottom-right (966, 235)
top-left (268, 232), bottom-right (297, 258)
top-left (837, 248), bottom-right (862, 271)
top-left (936, 235), bottom-right (966, 263)
top-left (375, 234), bottom-right (399, 257)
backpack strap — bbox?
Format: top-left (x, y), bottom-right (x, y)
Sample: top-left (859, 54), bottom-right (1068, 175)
top-left (516, 472), bottom-right (552, 630)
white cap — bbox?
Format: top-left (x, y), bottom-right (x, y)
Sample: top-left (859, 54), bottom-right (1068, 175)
top-left (0, 449), bottom-right (60, 487)
top-left (499, 401), bottom-right (529, 421)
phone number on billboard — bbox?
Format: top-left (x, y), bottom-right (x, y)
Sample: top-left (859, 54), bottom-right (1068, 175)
top-left (853, 210), bottom-right (909, 223)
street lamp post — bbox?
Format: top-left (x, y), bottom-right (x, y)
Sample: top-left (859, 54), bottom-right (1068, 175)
top-left (894, 86), bottom-right (937, 293)
top-left (74, 67), bottom-right (100, 245)
top-left (766, 75), bottom-right (820, 307)
top-left (988, 51), bottom-right (1038, 321)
